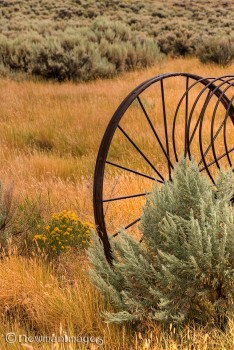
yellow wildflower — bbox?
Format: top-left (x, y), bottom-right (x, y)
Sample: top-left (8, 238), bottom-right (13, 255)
top-left (34, 234), bottom-right (43, 240)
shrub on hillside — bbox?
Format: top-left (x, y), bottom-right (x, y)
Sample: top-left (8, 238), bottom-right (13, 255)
top-left (31, 39), bottom-right (92, 81)
top-left (88, 159), bottom-right (234, 327)
top-left (0, 34), bottom-right (41, 73)
top-left (197, 37), bottom-right (234, 66)
top-left (157, 30), bottom-right (195, 56)
top-left (0, 18), bottom-right (163, 81)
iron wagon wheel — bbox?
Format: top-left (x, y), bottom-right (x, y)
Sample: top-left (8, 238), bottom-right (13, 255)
top-left (93, 73), bottom-right (234, 263)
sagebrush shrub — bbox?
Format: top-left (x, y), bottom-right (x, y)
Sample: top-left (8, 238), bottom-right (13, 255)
top-left (157, 29), bottom-right (195, 56)
top-left (88, 159), bottom-right (234, 327)
top-left (197, 37), bottom-right (234, 66)
top-left (0, 18), bottom-right (163, 81)
top-left (34, 210), bottom-right (91, 257)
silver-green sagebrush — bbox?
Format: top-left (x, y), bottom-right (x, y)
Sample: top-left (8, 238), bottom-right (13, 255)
top-left (88, 159), bottom-right (234, 326)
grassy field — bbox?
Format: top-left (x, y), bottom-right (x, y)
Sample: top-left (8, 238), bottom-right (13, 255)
top-left (0, 58), bottom-right (233, 349)
top-left (0, 57), bottom-right (233, 226)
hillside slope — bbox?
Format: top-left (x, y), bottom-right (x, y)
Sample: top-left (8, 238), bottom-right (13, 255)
top-left (0, 0), bottom-right (233, 81)
top-left (1, 0), bottom-right (234, 44)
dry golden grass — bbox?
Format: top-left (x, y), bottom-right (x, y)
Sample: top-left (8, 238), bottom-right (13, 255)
top-left (0, 252), bottom-right (131, 350)
top-left (0, 58), bottom-right (233, 349)
top-left (0, 57), bottom-right (233, 231)
top-left (0, 58), bottom-right (233, 221)
top-left (1, 253), bottom-right (234, 349)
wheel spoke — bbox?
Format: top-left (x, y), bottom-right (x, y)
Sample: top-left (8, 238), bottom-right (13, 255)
top-left (199, 147), bottom-right (234, 172)
top-left (188, 90), bottom-right (212, 148)
top-left (160, 80), bottom-right (171, 179)
top-left (117, 124), bottom-right (165, 181)
top-left (184, 77), bottom-right (189, 156)
top-left (198, 93), bottom-right (234, 166)
top-left (112, 217), bottom-right (141, 238)
top-left (137, 96), bottom-right (174, 171)
top-left (103, 192), bottom-right (150, 203)
top-left (198, 112), bottom-right (230, 166)
top-left (224, 105), bottom-right (233, 167)
top-left (106, 160), bottom-right (163, 183)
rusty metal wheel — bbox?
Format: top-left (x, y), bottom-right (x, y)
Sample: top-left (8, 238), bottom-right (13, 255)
top-left (93, 73), bottom-right (234, 262)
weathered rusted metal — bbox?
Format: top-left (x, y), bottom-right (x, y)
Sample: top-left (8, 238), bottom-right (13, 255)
top-left (93, 73), bottom-right (234, 263)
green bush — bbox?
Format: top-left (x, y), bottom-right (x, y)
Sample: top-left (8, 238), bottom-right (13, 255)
top-left (197, 37), bottom-right (234, 66)
top-left (34, 210), bottom-right (91, 257)
top-left (88, 159), bottom-right (234, 327)
top-left (0, 34), bottom-right (41, 73)
top-left (157, 30), bottom-right (195, 56)
top-left (0, 18), bottom-right (163, 82)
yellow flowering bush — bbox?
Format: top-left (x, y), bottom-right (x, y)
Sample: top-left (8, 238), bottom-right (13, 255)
top-left (33, 210), bottom-right (91, 256)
